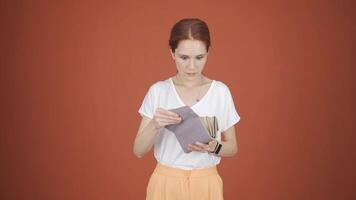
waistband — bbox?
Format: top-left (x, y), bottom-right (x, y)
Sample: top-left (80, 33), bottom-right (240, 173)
top-left (153, 162), bottom-right (218, 178)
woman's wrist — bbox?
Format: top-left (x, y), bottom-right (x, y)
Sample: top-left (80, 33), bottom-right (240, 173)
top-left (149, 120), bottom-right (162, 133)
top-left (208, 140), bottom-right (221, 154)
top-left (149, 120), bottom-right (162, 131)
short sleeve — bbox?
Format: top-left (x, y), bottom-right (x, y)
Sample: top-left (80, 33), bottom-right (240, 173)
top-left (220, 86), bottom-right (241, 132)
top-left (138, 85), bottom-right (156, 119)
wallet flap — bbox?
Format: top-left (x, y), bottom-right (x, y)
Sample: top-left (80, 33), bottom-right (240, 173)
top-left (165, 106), bottom-right (213, 153)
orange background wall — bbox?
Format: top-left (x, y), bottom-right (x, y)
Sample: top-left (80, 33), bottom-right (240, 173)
top-left (1, 0), bottom-right (355, 199)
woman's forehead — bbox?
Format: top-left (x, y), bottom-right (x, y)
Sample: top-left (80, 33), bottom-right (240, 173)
top-left (176, 39), bottom-right (207, 55)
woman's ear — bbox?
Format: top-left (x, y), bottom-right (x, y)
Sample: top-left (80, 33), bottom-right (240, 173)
top-left (170, 49), bottom-right (175, 60)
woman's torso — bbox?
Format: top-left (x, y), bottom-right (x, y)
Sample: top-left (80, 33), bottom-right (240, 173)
top-left (149, 77), bottom-right (229, 170)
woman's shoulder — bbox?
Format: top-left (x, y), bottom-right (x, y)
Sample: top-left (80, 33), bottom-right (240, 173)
top-left (211, 79), bottom-right (231, 93)
top-left (146, 77), bottom-right (172, 91)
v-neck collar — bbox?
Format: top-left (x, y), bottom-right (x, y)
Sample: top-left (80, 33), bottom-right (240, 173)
top-left (169, 77), bottom-right (215, 108)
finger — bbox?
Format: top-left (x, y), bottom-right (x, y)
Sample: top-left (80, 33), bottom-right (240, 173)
top-left (188, 144), bottom-right (199, 151)
top-left (195, 142), bottom-right (208, 148)
top-left (194, 142), bottom-right (210, 151)
top-left (188, 144), bottom-right (206, 152)
top-left (155, 114), bottom-right (182, 124)
top-left (155, 118), bottom-right (182, 127)
top-left (156, 115), bottom-right (181, 124)
top-left (158, 109), bottom-right (180, 118)
top-left (156, 111), bottom-right (181, 121)
top-left (156, 112), bottom-right (182, 121)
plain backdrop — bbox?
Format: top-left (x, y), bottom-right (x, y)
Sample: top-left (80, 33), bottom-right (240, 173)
top-left (1, 0), bottom-right (355, 200)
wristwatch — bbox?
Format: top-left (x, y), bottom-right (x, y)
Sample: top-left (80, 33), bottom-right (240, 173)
top-left (208, 140), bottom-right (222, 154)
top-left (214, 143), bottom-right (222, 155)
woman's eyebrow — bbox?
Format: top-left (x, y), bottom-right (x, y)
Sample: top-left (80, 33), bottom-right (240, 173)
top-left (178, 53), bottom-right (206, 57)
top-left (177, 53), bottom-right (189, 57)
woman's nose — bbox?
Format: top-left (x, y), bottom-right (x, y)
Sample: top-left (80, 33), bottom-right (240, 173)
top-left (187, 60), bottom-right (195, 69)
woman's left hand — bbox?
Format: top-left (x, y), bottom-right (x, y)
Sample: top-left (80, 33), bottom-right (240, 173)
top-left (188, 140), bottom-right (217, 153)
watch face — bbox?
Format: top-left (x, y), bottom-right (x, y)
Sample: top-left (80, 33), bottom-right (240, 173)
top-left (215, 143), bottom-right (222, 154)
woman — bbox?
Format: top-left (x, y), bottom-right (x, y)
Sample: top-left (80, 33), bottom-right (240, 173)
top-left (134, 18), bottom-right (241, 200)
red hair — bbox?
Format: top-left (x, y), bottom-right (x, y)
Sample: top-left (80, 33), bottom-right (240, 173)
top-left (169, 18), bottom-right (211, 53)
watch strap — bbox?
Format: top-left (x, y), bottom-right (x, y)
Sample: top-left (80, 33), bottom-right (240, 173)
top-left (214, 143), bottom-right (222, 155)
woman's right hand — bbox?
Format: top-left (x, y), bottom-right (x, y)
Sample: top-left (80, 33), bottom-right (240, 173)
top-left (152, 108), bottom-right (182, 129)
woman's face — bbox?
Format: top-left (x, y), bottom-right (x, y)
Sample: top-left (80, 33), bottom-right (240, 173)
top-left (171, 39), bottom-right (209, 80)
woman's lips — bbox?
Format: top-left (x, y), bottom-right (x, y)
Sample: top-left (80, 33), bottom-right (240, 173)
top-left (186, 72), bottom-right (197, 76)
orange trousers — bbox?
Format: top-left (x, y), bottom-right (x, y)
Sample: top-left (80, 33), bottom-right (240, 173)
top-left (146, 163), bottom-right (224, 200)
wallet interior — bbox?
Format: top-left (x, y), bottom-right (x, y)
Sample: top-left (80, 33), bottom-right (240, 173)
top-left (199, 116), bottom-right (219, 139)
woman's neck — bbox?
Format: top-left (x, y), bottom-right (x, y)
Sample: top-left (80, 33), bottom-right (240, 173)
top-left (173, 74), bottom-right (205, 88)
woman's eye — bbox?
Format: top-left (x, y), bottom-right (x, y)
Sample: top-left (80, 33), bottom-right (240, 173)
top-left (181, 56), bottom-right (188, 60)
top-left (196, 56), bottom-right (203, 60)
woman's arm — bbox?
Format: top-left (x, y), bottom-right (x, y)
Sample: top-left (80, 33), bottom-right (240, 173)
top-left (133, 108), bottom-right (182, 158)
top-left (133, 116), bottom-right (160, 158)
top-left (218, 126), bottom-right (238, 157)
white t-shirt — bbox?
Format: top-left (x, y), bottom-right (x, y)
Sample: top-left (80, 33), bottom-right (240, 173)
top-left (138, 77), bottom-right (240, 170)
